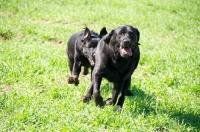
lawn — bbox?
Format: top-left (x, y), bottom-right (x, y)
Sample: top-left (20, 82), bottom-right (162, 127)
top-left (0, 0), bottom-right (199, 131)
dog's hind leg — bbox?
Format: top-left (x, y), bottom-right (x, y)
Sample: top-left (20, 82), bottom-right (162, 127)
top-left (82, 66), bottom-right (95, 102)
top-left (82, 84), bottom-right (93, 103)
top-left (116, 78), bottom-right (131, 111)
top-left (125, 89), bottom-right (134, 96)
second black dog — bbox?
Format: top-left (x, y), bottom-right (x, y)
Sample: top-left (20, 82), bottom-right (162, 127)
top-left (66, 27), bottom-right (107, 85)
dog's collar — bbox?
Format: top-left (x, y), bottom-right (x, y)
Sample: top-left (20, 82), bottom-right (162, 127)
top-left (91, 35), bottom-right (98, 38)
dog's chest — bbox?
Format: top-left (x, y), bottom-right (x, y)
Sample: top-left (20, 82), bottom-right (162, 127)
top-left (112, 58), bottom-right (132, 77)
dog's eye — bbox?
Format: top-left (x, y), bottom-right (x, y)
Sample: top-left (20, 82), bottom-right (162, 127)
top-left (119, 31), bottom-right (125, 35)
top-left (81, 39), bottom-right (86, 44)
top-left (129, 32), bottom-right (134, 37)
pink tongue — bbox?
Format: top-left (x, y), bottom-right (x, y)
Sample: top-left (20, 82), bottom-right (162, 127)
top-left (122, 48), bottom-right (132, 56)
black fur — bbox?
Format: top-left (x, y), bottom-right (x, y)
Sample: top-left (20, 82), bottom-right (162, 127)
top-left (66, 27), bottom-right (107, 85)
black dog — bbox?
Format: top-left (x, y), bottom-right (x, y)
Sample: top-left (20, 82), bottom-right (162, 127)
top-left (66, 27), bottom-right (107, 85)
top-left (82, 25), bottom-right (140, 111)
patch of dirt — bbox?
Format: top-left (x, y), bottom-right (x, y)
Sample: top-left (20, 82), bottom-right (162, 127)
top-left (0, 30), bottom-right (13, 40)
top-left (48, 38), bottom-right (65, 45)
top-left (28, 19), bottom-right (69, 26)
top-left (0, 11), bottom-right (15, 18)
top-left (0, 86), bottom-right (12, 95)
top-left (44, 19), bottom-right (69, 25)
top-left (44, 20), bottom-right (55, 24)
top-left (63, 21), bottom-right (69, 25)
top-left (0, 34), bottom-right (9, 40)
top-left (15, 34), bottom-right (25, 39)
top-left (1, 33), bottom-right (25, 41)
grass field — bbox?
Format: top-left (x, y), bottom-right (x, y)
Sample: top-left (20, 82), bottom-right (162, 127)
top-left (0, 0), bottom-right (200, 131)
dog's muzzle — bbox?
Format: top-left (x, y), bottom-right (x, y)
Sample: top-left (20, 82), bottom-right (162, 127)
top-left (118, 39), bottom-right (133, 57)
top-left (119, 46), bottom-right (132, 56)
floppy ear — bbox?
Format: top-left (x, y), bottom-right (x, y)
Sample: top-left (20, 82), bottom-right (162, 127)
top-left (83, 27), bottom-right (91, 41)
top-left (99, 27), bottom-right (107, 38)
top-left (104, 30), bottom-right (114, 44)
top-left (136, 28), bottom-right (140, 45)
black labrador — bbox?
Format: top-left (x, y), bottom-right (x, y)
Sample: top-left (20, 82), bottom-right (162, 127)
top-left (66, 27), bottom-right (107, 85)
top-left (82, 25), bottom-right (140, 111)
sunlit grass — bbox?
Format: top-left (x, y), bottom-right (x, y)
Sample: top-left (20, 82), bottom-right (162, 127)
top-left (0, 0), bottom-right (199, 131)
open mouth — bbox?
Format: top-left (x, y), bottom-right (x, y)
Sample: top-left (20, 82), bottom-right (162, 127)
top-left (119, 46), bottom-right (132, 56)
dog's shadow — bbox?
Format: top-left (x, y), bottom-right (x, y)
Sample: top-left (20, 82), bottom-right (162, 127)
top-left (170, 112), bottom-right (200, 130)
top-left (128, 85), bottom-right (156, 115)
top-left (99, 83), bottom-right (199, 130)
top-left (128, 85), bottom-right (200, 130)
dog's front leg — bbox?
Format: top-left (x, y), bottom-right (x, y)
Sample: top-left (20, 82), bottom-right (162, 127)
top-left (68, 55), bottom-right (82, 85)
top-left (72, 59), bottom-right (82, 76)
top-left (106, 82), bottom-right (124, 106)
top-left (116, 78), bottom-right (131, 111)
top-left (93, 72), bottom-right (104, 107)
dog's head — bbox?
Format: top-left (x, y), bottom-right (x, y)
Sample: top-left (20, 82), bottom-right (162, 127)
top-left (81, 27), bottom-right (107, 65)
top-left (104, 25), bottom-right (140, 58)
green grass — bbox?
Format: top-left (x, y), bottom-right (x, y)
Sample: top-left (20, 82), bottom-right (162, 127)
top-left (0, 0), bottom-right (200, 131)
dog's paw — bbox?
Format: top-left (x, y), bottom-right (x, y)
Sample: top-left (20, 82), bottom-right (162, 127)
top-left (67, 77), bottom-right (73, 84)
top-left (105, 98), bottom-right (113, 105)
top-left (94, 96), bottom-right (105, 107)
top-left (125, 89), bottom-right (134, 96)
top-left (67, 76), bottom-right (79, 86)
top-left (82, 95), bottom-right (92, 103)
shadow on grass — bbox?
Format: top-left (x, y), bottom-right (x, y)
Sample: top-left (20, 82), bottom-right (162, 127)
top-left (94, 82), bottom-right (199, 130)
top-left (170, 112), bottom-right (200, 130)
top-left (129, 85), bottom-right (156, 115)
top-left (129, 86), bottom-right (200, 130)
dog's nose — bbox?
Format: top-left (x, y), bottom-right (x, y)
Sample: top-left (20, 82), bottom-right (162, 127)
top-left (123, 39), bottom-right (130, 45)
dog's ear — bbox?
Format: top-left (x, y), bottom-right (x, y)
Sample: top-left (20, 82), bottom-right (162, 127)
top-left (104, 30), bottom-right (114, 44)
top-left (99, 27), bottom-right (107, 38)
top-left (83, 27), bottom-right (91, 41)
top-left (136, 28), bottom-right (140, 45)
